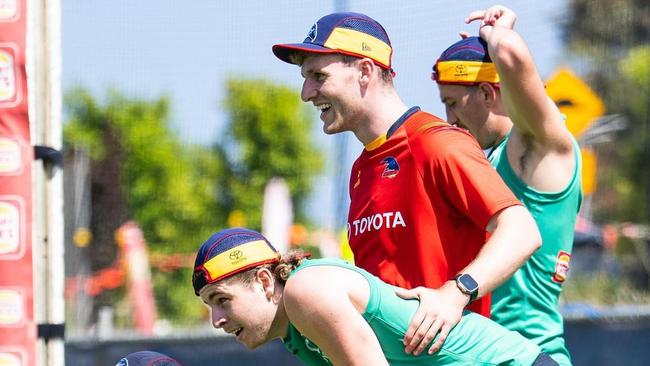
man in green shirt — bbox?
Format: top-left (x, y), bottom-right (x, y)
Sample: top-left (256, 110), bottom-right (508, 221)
top-left (192, 228), bottom-right (557, 365)
top-left (432, 5), bottom-right (582, 365)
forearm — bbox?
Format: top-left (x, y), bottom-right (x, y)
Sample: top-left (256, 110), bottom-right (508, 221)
top-left (484, 15), bottom-right (564, 141)
top-left (396, 206), bottom-right (539, 355)
top-left (462, 205), bottom-right (541, 298)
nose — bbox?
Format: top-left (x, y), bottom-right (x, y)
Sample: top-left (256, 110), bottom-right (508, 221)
top-left (301, 78), bottom-right (316, 102)
top-left (211, 307), bottom-right (227, 329)
top-left (444, 106), bottom-right (458, 126)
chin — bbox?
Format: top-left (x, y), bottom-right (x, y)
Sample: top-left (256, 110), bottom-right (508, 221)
top-left (322, 126), bottom-right (338, 135)
top-left (323, 122), bottom-right (347, 135)
top-left (242, 338), bottom-right (265, 350)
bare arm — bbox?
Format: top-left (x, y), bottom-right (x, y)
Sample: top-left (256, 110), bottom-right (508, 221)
top-left (468, 6), bottom-right (577, 192)
top-left (283, 267), bottom-right (389, 366)
top-left (468, 6), bottom-right (571, 150)
top-left (466, 204), bottom-right (541, 297)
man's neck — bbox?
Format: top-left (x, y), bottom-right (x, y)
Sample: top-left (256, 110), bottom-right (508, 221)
top-left (354, 91), bottom-right (408, 145)
top-left (270, 290), bottom-right (290, 341)
top-left (486, 114), bottom-right (513, 149)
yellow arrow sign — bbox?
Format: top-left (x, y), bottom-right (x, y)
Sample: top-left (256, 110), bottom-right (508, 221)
top-left (545, 67), bottom-right (605, 137)
top-left (580, 147), bottom-right (597, 195)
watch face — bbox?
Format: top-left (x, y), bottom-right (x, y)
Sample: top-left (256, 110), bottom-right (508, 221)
top-left (458, 274), bottom-right (478, 293)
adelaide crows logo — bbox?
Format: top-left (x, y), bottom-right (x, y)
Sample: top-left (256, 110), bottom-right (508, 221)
top-left (380, 156), bottom-right (399, 178)
top-left (307, 23), bottom-right (317, 42)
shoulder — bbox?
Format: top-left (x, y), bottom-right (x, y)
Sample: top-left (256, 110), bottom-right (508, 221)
top-left (406, 122), bottom-right (486, 164)
top-left (284, 265), bottom-right (342, 303)
top-left (510, 115), bottom-right (576, 156)
top-left (283, 265), bottom-right (359, 330)
top-left (404, 112), bottom-right (481, 149)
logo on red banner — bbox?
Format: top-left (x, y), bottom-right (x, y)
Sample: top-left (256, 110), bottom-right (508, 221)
top-left (0, 0), bottom-right (18, 21)
top-left (0, 288), bottom-right (24, 326)
top-left (0, 199), bottom-right (22, 258)
top-left (0, 348), bottom-right (24, 366)
top-left (0, 138), bottom-right (20, 174)
top-left (0, 46), bottom-right (19, 107)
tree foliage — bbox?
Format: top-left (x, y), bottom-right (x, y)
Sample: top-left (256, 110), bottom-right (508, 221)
top-left (63, 78), bottom-right (324, 326)
top-left (563, 0), bottom-right (649, 54)
top-left (219, 77), bottom-right (324, 227)
top-left (64, 88), bottom-right (225, 324)
top-left (562, 0), bottom-right (650, 223)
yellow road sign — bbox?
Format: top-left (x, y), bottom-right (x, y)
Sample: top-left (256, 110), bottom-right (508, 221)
top-left (545, 67), bottom-right (605, 137)
top-left (581, 148), bottom-right (597, 195)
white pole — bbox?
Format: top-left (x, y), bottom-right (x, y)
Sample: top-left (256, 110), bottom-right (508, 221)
top-left (44, 0), bottom-right (64, 364)
top-left (28, 0), bottom-right (64, 364)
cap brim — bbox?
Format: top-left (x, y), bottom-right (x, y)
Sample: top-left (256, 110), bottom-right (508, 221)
top-left (272, 43), bottom-right (341, 65)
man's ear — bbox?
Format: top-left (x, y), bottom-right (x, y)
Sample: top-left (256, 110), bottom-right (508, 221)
top-left (477, 82), bottom-right (498, 107)
top-left (256, 268), bottom-right (276, 298)
top-left (358, 58), bottom-right (375, 85)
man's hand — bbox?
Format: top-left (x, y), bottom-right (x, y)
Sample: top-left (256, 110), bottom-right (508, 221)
top-left (465, 5), bottom-right (517, 40)
top-left (394, 281), bottom-right (468, 355)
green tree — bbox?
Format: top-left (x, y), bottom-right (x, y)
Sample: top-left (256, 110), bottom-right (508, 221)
top-left (63, 78), bottom-right (325, 326)
top-left (64, 88), bottom-right (225, 325)
top-left (562, 0), bottom-right (650, 223)
top-left (219, 78), bottom-right (324, 228)
top-left (617, 46), bottom-right (650, 222)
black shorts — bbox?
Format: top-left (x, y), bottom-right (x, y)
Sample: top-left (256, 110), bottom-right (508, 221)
top-left (532, 352), bottom-right (559, 366)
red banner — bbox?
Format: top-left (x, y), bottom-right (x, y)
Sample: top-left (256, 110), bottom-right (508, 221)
top-left (116, 222), bottom-right (157, 335)
top-left (0, 0), bottom-right (35, 365)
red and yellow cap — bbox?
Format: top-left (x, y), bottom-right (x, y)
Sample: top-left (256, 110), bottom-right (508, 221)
top-left (432, 36), bottom-right (500, 86)
top-left (272, 12), bottom-right (394, 73)
top-left (192, 228), bottom-right (280, 295)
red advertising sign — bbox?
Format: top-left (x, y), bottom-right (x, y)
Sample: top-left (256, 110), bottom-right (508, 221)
top-left (0, 0), bottom-right (35, 365)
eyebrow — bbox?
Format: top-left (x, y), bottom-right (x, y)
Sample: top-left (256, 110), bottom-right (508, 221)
top-left (201, 289), bottom-right (223, 304)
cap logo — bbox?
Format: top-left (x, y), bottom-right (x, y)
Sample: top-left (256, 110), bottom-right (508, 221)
top-left (116, 358), bottom-right (128, 366)
top-left (454, 64), bottom-right (468, 76)
top-left (362, 42), bottom-right (372, 52)
top-left (307, 23), bottom-right (317, 42)
top-left (229, 249), bottom-right (244, 262)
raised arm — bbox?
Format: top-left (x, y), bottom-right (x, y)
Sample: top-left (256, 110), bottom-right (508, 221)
top-left (469, 6), bottom-right (577, 190)
top-left (283, 266), bottom-right (389, 366)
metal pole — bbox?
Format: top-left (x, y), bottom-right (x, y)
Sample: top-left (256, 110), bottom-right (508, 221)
top-left (28, 0), bottom-right (64, 364)
top-left (44, 0), bottom-right (64, 363)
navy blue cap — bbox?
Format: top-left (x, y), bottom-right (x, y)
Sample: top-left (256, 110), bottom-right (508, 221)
top-left (432, 36), bottom-right (500, 85)
top-left (272, 12), bottom-right (393, 71)
top-left (116, 351), bottom-right (181, 366)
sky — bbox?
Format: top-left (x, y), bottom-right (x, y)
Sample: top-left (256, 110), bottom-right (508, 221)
top-left (62, 0), bottom-right (570, 229)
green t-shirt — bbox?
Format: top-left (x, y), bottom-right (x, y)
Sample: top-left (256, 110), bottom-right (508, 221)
top-left (283, 258), bottom-right (542, 366)
top-left (488, 133), bottom-right (582, 366)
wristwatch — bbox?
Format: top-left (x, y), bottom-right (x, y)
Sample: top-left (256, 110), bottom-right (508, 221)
top-left (454, 273), bottom-right (479, 304)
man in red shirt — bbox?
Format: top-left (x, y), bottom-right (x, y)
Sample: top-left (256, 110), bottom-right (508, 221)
top-left (273, 11), bottom-right (541, 356)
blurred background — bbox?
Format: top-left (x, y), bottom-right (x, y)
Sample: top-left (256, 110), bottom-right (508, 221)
top-left (4, 0), bottom-right (649, 365)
